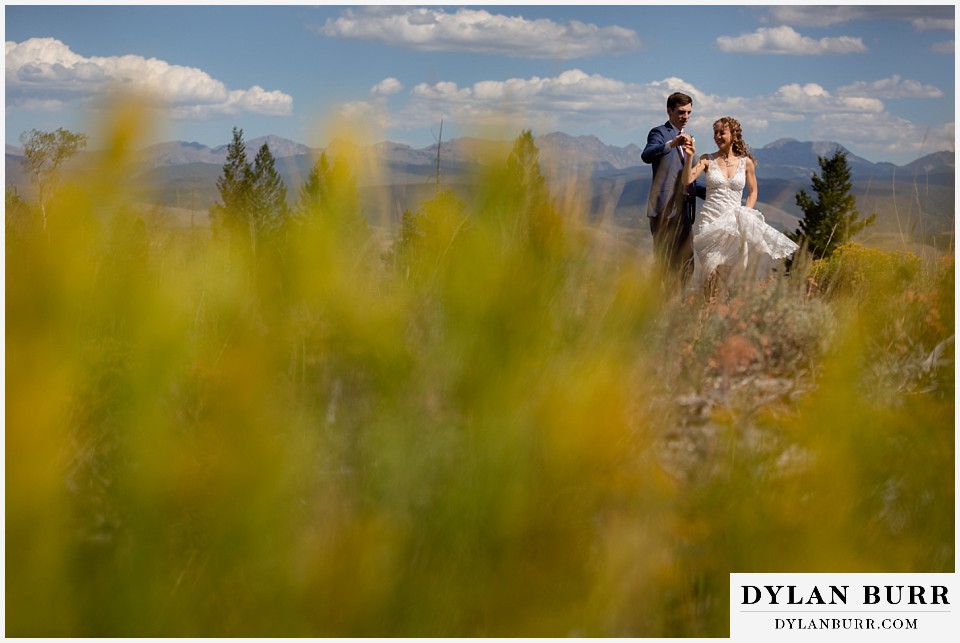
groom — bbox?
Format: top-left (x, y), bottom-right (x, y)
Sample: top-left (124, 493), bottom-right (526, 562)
top-left (641, 91), bottom-right (705, 285)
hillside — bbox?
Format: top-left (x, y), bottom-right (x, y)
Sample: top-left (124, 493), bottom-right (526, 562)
top-left (6, 133), bottom-right (954, 253)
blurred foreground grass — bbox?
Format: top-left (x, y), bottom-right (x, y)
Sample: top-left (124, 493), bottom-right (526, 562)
top-left (6, 116), bottom-right (954, 636)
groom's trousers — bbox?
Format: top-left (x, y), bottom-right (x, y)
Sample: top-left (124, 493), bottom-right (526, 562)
top-left (650, 194), bottom-right (695, 285)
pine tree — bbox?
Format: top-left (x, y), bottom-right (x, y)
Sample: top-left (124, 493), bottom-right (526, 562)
top-left (506, 130), bottom-right (547, 199)
top-left (295, 152), bottom-right (332, 219)
top-left (792, 149), bottom-right (876, 259)
top-left (249, 142), bottom-right (289, 245)
top-left (501, 130), bottom-right (562, 253)
top-left (391, 189), bottom-right (468, 281)
top-left (295, 151), bottom-right (366, 241)
top-left (211, 127), bottom-right (253, 241)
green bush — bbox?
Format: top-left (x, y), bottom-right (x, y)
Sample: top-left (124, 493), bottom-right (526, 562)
top-left (808, 242), bottom-right (954, 398)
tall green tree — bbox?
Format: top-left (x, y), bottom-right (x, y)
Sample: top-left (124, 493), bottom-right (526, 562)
top-left (19, 127), bottom-right (88, 232)
top-left (391, 189), bottom-right (468, 282)
top-left (497, 130), bottom-right (563, 253)
top-left (296, 152), bottom-right (331, 219)
top-left (792, 149), bottom-right (876, 259)
top-left (211, 127), bottom-right (253, 241)
top-left (295, 151), bottom-right (367, 241)
top-left (211, 129), bottom-right (290, 258)
top-left (249, 142), bottom-right (289, 246)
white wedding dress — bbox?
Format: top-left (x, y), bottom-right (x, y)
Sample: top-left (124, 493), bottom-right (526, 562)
top-left (692, 155), bottom-right (799, 289)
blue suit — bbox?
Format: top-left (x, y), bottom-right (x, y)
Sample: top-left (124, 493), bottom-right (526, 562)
top-left (642, 121), bottom-right (705, 280)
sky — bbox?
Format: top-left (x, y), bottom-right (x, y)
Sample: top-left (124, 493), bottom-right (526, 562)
top-left (4, 2), bottom-right (956, 165)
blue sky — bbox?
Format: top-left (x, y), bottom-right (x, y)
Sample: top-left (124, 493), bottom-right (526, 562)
top-left (4, 3), bottom-right (956, 165)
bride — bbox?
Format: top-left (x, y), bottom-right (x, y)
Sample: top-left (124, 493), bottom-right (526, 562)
top-left (681, 116), bottom-right (798, 295)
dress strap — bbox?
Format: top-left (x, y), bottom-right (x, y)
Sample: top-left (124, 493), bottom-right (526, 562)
top-left (709, 153), bottom-right (723, 174)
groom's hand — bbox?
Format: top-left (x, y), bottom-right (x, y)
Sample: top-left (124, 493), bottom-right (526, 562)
top-left (675, 133), bottom-right (694, 156)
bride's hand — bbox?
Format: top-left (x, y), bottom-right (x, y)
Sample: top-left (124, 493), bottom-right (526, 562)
top-left (682, 137), bottom-right (696, 158)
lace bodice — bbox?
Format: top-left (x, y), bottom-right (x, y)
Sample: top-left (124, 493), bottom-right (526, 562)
top-left (700, 155), bottom-right (746, 225)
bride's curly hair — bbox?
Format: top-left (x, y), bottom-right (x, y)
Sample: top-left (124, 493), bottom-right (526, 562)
top-left (714, 116), bottom-right (756, 165)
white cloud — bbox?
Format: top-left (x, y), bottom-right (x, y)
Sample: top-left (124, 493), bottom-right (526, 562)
top-left (932, 40), bottom-right (954, 54)
top-left (811, 112), bottom-right (955, 157)
top-left (316, 6), bottom-right (640, 59)
top-left (337, 69), bottom-right (675, 140)
top-left (395, 69), bottom-right (668, 131)
top-left (769, 83), bottom-right (883, 113)
top-left (412, 81), bottom-right (473, 101)
top-left (371, 78), bottom-right (404, 97)
top-left (765, 6), bottom-right (955, 31)
top-left (5, 97), bottom-right (67, 113)
top-left (5, 37), bottom-right (292, 119)
top-left (764, 6), bottom-right (865, 28)
top-left (836, 75), bottom-right (944, 100)
top-left (337, 100), bottom-right (392, 130)
top-left (911, 17), bottom-right (956, 31)
top-left (716, 26), bottom-right (867, 55)
top-left (347, 71), bottom-right (887, 132)
top-left (334, 67), bottom-right (951, 161)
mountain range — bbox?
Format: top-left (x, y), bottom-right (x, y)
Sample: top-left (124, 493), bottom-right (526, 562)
top-left (6, 133), bottom-right (954, 252)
